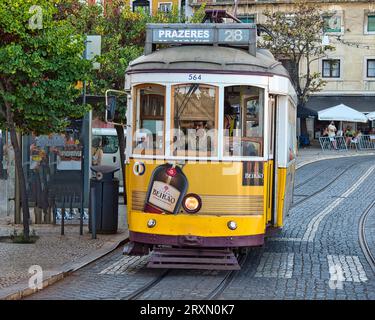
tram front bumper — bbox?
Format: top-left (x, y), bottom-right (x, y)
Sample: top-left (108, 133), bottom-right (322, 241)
top-left (128, 210), bottom-right (265, 247)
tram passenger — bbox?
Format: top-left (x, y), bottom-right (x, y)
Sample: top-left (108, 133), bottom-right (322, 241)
top-left (224, 100), bottom-right (236, 137)
top-left (187, 121), bottom-right (208, 153)
top-left (242, 141), bottom-right (257, 157)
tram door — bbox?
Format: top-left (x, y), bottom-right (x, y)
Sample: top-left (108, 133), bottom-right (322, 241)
top-left (267, 95), bottom-right (276, 225)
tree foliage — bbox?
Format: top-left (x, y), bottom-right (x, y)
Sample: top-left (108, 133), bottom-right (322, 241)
top-left (260, 0), bottom-right (335, 108)
top-left (0, 0), bottom-right (92, 134)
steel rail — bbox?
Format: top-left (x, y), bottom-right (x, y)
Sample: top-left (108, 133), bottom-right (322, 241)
top-left (294, 166), bottom-right (331, 190)
top-left (122, 269), bottom-right (171, 300)
top-left (358, 199), bottom-right (375, 275)
top-left (205, 251), bottom-right (248, 300)
top-left (292, 162), bottom-right (356, 208)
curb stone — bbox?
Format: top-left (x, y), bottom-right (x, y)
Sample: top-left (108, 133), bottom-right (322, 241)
top-left (296, 151), bottom-right (375, 169)
top-left (0, 230), bottom-right (129, 300)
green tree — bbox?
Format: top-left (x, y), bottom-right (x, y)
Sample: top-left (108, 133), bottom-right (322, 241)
top-left (260, 1), bottom-right (335, 113)
top-left (0, 0), bottom-right (91, 240)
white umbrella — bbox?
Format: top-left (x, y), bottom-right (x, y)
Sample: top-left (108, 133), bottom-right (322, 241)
top-left (366, 111), bottom-right (375, 121)
top-left (318, 104), bottom-right (368, 123)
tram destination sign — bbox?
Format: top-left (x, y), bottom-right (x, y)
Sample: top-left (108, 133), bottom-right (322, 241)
top-left (145, 23), bottom-right (257, 55)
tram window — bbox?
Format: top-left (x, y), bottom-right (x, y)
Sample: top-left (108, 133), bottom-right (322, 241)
top-left (133, 84), bottom-right (165, 155)
top-left (223, 86), bottom-right (264, 157)
top-left (171, 84), bottom-right (218, 157)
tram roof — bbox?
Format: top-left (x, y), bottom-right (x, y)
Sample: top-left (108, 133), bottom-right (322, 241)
top-left (126, 45), bottom-right (290, 78)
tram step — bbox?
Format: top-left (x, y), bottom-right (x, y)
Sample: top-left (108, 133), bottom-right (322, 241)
top-left (147, 247), bottom-right (240, 270)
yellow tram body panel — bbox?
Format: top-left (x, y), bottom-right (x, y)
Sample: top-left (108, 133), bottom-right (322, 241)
top-left (127, 160), bottom-right (266, 196)
top-left (275, 163), bottom-right (296, 228)
top-left (125, 159), bottom-right (282, 240)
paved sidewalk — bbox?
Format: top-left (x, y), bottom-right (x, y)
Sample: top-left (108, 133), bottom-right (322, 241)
top-left (0, 205), bottom-right (128, 300)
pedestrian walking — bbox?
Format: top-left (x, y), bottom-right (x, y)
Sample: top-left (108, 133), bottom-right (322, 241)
top-left (327, 121), bottom-right (337, 149)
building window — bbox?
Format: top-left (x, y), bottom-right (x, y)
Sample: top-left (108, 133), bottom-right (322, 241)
top-left (132, 0), bottom-right (150, 13)
top-left (368, 14), bottom-right (375, 33)
top-left (322, 59), bottom-right (341, 78)
top-left (238, 15), bottom-right (256, 24)
top-left (158, 2), bottom-right (172, 13)
top-left (323, 14), bottom-right (342, 33)
top-left (367, 59), bottom-right (375, 78)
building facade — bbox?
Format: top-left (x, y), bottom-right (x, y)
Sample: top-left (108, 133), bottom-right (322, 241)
top-left (189, 0), bottom-right (375, 140)
top-left (88, 0), bottom-right (183, 16)
top-left (130, 0), bottom-right (183, 15)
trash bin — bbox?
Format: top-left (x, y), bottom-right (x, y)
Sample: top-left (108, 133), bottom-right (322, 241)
top-left (89, 165), bottom-right (120, 234)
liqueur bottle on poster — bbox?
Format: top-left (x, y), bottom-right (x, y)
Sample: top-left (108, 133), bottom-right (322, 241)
top-left (144, 162), bottom-right (188, 214)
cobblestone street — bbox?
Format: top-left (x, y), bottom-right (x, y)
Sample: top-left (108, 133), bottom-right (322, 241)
top-left (24, 155), bottom-right (375, 300)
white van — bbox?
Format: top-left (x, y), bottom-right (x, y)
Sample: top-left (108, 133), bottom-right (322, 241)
top-left (92, 128), bottom-right (126, 192)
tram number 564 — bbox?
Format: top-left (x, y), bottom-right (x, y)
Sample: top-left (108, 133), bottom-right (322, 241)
top-left (224, 29), bottom-right (243, 42)
top-left (188, 74), bottom-right (202, 81)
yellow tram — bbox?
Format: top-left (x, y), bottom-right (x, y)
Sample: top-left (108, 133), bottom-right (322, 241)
top-left (120, 22), bottom-right (297, 269)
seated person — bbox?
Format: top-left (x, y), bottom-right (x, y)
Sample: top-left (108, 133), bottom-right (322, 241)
top-left (242, 141), bottom-right (257, 157)
top-left (344, 126), bottom-right (355, 145)
top-left (187, 121), bottom-right (208, 152)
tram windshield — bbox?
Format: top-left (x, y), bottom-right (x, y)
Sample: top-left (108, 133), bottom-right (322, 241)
top-left (172, 84), bottom-right (218, 157)
top-left (132, 83), bottom-right (264, 158)
top-left (223, 86), bottom-right (264, 157)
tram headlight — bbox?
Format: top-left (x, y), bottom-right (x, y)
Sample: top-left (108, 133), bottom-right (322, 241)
top-left (227, 221), bottom-right (237, 230)
top-left (182, 194), bottom-right (202, 214)
top-left (147, 219), bottom-right (156, 228)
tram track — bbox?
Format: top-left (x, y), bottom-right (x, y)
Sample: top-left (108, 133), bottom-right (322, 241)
top-left (205, 251), bottom-right (248, 300)
top-left (119, 251), bottom-right (248, 300)
top-left (358, 199), bottom-right (375, 274)
top-left (122, 269), bottom-right (171, 300)
top-left (294, 166), bottom-right (331, 190)
top-left (292, 162), bottom-right (356, 208)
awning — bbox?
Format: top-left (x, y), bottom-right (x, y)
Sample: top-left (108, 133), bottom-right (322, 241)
top-left (366, 111), bottom-right (375, 121)
top-left (305, 95), bottom-right (375, 113)
top-left (318, 104), bottom-right (368, 122)
top-left (297, 105), bottom-right (318, 118)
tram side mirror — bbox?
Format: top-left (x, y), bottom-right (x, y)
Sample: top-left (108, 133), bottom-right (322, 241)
top-left (106, 95), bottom-right (116, 122)
top-left (105, 89), bottom-right (127, 125)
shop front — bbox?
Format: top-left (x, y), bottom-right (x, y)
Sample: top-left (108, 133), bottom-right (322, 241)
top-left (20, 118), bottom-right (91, 225)
top-left (303, 95), bottom-right (375, 142)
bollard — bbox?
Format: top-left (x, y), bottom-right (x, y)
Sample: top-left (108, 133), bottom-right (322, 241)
top-left (80, 192), bottom-right (84, 236)
top-left (61, 196), bottom-right (65, 236)
top-left (90, 186), bottom-right (96, 239)
top-left (69, 194), bottom-right (73, 220)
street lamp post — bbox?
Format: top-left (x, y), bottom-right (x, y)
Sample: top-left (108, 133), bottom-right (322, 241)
top-left (80, 35), bottom-right (101, 237)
